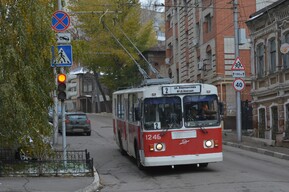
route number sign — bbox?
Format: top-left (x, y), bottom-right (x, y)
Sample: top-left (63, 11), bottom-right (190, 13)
top-left (233, 78), bottom-right (245, 92)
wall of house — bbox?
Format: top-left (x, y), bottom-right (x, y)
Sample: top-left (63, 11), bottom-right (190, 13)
top-left (246, 0), bottom-right (289, 146)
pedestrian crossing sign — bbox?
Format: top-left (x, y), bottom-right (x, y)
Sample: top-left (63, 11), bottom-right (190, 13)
top-left (51, 45), bottom-right (73, 67)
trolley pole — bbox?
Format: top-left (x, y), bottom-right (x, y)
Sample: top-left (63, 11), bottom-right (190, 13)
top-left (233, 0), bottom-right (242, 142)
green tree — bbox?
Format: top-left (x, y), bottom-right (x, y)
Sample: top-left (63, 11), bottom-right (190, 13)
top-left (0, 0), bottom-right (56, 156)
top-left (69, 0), bottom-right (157, 105)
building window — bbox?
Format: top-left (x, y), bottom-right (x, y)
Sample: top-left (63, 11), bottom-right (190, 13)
top-left (204, 14), bottom-right (212, 33)
top-left (258, 108), bottom-right (266, 138)
top-left (269, 38), bottom-right (276, 73)
top-left (84, 80), bottom-right (92, 93)
top-left (256, 44), bottom-right (264, 77)
top-left (205, 45), bottom-right (212, 70)
top-left (196, 22), bottom-right (200, 43)
top-left (285, 104), bottom-right (289, 139)
top-left (167, 14), bottom-right (173, 29)
top-left (271, 106), bottom-right (278, 140)
top-left (283, 33), bottom-right (289, 69)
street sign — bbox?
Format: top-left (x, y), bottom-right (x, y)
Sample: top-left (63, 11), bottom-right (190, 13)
top-left (231, 57), bottom-right (245, 70)
top-left (233, 78), bottom-right (245, 92)
top-left (52, 10), bottom-right (70, 32)
top-left (51, 45), bottom-right (73, 67)
top-left (232, 71), bottom-right (245, 78)
top-left (56, 33), bottom-right (71, 44)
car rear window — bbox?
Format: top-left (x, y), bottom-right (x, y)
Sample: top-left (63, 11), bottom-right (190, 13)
top-left (67, 114), bottom-right (87, 120)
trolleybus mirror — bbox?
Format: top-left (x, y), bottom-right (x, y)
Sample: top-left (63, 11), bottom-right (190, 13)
top-left (219, 102), bottom-right (224, 115)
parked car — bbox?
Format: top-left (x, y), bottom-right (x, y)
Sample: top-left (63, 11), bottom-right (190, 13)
top-left (59, 112), bottom-right (91, 136)
top-left (48, 105), bottom-right (62, 123)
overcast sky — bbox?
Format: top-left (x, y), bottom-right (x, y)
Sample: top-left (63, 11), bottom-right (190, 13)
top-left (140, 0), bottom-right (164, 11)
top-left (140, 0), bottom-right (164, 6)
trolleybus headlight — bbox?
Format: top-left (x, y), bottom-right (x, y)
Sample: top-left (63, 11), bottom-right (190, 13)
top-left (155, 143), bottom-right (164, 151)
top-left (204, 140), bottom-right (214, 148)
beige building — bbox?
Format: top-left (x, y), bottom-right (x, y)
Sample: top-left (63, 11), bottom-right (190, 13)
top-left (246, 0), bottom-right (289, 146)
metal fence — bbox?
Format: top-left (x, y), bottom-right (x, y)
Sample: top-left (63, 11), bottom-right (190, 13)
top-left (0, 149), bottom-right (94, 177)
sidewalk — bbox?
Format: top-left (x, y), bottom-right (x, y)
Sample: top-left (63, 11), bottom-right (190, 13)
top-left (0, 169), bottom-right (100, 192)
top-left (223, 130), bottom-right (289, 160)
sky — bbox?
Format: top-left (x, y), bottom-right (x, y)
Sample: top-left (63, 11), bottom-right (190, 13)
top-left (140, 0), bottom-right (164, 7)
top-left (139, 0), bottom-right (164, 11)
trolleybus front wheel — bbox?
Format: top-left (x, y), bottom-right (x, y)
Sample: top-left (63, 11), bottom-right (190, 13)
top-left (134, 144), bottom-right (144, 170)
top-left (118, 131), bottom-right (126, 155)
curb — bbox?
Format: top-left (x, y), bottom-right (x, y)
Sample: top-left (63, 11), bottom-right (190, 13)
top-left (75, 167), bottom-right (100, 192)
top-left (223, 141), bottom-right (289, 161)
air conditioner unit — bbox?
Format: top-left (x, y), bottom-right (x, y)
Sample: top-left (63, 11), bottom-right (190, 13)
top-left (192, 38), bottom-right (199, 47)
top-left (197, 60), bottom-right (203, 70)
top-left (165, 57), bottom-right (170, 65)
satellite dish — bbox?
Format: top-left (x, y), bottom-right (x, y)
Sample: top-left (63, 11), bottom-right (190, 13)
top-left (165, 58), bottom-right (170, 65)
top-left (280, 43), bottom-right (289, 54)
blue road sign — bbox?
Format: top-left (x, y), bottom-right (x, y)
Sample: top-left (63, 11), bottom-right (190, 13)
top-left (52, 10), bottom-right (70, 32)
top-left (51, 45), bottom-right (73, 67)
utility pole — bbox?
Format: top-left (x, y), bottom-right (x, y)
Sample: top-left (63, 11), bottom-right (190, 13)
top-left (52, 0), bottom-right (63, 145)
top-left (233, 0), bottom-right (242, 142)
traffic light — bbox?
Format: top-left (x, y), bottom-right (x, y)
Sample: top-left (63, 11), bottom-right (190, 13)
top-left (57, 73), bottom-right (66, 101)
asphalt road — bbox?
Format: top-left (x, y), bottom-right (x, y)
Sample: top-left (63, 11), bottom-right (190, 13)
top-left (63, 114), bottom-right (289, 192)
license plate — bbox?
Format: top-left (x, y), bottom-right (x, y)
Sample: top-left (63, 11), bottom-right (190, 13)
top-left (73, 128), bottom-right (83, 132)
top-left (171, 130), bottom-right (197, 139)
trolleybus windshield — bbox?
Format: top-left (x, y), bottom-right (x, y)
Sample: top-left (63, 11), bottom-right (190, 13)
top-left (184, 95), bottom-right (219, 127)
top-left (143, 97), bottom-right (182, 130)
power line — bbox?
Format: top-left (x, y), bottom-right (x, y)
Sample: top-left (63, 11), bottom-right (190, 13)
top-left (153, 3), bottom-right (233, 10)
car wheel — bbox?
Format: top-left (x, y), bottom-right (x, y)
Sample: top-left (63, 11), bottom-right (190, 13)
top-left (87, 132), bottom-right (91, 136)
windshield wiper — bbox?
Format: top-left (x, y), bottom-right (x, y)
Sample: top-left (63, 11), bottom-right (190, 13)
top-left (160, 113), bottom-right (178, 137)
top-left (198, 123), bottom-right (208, 134)
top-left (160, 125), bottom-right (170, 137)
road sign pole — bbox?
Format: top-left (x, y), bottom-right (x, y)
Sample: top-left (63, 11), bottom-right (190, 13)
top-left (57, 0), bottom-right (67, 167)
top-left (234, 0), bottom-right (242, 143)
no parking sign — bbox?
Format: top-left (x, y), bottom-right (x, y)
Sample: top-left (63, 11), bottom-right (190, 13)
top-left (51, 10), bottom-right (70, 32)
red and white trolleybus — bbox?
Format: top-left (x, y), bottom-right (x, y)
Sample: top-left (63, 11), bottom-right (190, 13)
top-left (112, 83), bottom-right (223, 169)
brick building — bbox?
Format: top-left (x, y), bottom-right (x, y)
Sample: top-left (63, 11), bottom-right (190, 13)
top-left (164, 0), bottom-right (256, 129)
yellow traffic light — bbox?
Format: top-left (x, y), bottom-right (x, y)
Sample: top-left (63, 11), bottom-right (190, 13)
top-left (58, 73), bottom-right (66, 83)
top-left (57, 73), bottom-right (66, 101)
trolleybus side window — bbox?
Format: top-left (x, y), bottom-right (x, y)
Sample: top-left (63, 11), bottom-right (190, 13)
top-left (143, 97), bottom-right (182, 130)
top-left (183, 95), bottom-right (219, 127)
top-left (128, 93), bottom-right (138, 122)
top-left (117, 94), bottom-right (125, 119)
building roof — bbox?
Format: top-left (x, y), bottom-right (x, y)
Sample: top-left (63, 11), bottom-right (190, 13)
top-left (144, 44), bottom-right (165, 52)
top-left (248, 0), bottom-right (287, 21)
top-left (69, 66), bottom-right (89, 75)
